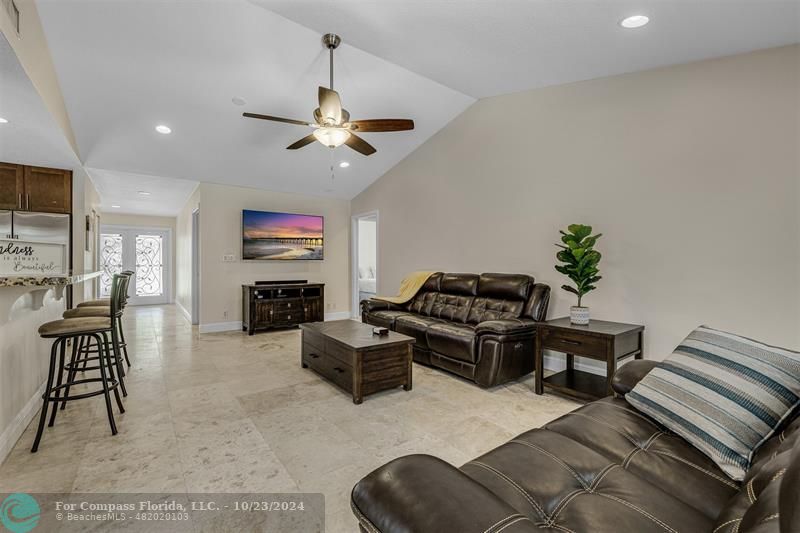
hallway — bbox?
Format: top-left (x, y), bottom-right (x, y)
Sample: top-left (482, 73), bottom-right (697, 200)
top-left (0, 305), bottom-right (577, 531)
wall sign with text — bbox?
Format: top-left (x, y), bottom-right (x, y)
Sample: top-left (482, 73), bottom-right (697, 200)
top-left (0, 239), bottom-right (67, 276)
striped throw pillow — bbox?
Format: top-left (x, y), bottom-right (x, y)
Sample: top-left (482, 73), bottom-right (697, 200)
top-left (627, 326), bottom-right (800, 481)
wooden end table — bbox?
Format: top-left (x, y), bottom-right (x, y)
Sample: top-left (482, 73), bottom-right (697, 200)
top-left (535, 318), bottom-right (644, 401)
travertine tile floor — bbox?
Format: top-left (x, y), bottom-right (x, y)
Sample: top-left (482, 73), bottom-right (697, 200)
top-left (0, 305), bottom-right (579, 532)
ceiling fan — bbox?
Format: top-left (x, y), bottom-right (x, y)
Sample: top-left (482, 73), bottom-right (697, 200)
top-left (243, 33), bottom-right (414, 156)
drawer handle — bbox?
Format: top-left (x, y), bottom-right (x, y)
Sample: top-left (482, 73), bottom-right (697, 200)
top-left (333, 367), bottom-right (344, 373)
top-left (309, 353), bottom-right (319, 359)
top-left (288, 315), bottom-right (292, 319)
top-left (288, 303), bottom-right (292, 308)
top-left (561, 339), bottom-right (581, 346)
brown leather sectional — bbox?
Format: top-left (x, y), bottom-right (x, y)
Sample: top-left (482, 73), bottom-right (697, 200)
top-left (361, 272), bottom-right (550, 387)
top-left (350, 360), bottom-right (800, 533)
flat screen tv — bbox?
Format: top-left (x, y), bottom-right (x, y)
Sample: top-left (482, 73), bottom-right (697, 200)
top-left (242, 210), bottom-right (324, 260)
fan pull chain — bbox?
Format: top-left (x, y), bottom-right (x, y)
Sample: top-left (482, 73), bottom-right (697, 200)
top-left (329, 148), bottom-right (335, 181)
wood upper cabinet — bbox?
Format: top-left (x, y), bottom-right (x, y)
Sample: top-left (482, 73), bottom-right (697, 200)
top-left (0, 163), bottom-right (24, 210)
top-left (0, 162), bottom-right (72, 213)
top-left (23, 166), bottom-right (72, 213)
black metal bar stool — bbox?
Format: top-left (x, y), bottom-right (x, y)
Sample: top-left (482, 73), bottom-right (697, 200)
top-left (63, 272), bottom-right (132, 394)
top-left (74, 270), bottom-right (133, 368)
top-left (31, 276), bottom-right (126, 453)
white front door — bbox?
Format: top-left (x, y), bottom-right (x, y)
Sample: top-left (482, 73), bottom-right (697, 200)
top-left (99, 226), bottom-right (171, 305)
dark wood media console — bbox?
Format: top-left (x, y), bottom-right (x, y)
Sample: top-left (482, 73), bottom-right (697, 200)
top-left (242, 280), bottom-right (325, 335)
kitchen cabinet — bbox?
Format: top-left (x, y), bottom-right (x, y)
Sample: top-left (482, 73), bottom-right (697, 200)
top-left (0, 163), bottom-right (72, 214)
top-left (0, 163), bottom-right (23, 210)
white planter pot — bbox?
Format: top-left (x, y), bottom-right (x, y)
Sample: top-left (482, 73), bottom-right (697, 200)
top-left (570, 306), bottom-right (590, 325)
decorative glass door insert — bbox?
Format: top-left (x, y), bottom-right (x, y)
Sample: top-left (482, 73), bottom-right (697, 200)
top-left (135, 234), bottom-right (164, 297)
top-left (98, 226), bottom-right (170, 305)
top-left (99, 233), bottom-right (123, 297)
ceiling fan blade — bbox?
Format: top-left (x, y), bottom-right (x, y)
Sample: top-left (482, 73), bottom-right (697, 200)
top-left (349, 119), bottom-right (414, 132)
top-left (344, 133), bottom-right (377, 156)
top-left (318, 86), bottom-right (343, 124)
top-left (243, 112), bottom-right (311, 127)
top-left (286, 134), bottom-right (317, 150)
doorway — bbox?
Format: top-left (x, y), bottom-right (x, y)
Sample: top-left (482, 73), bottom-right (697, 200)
top-left (351, 212), bottom-right (378, 318)
top-left (99, 225), bottom-right (172, 306)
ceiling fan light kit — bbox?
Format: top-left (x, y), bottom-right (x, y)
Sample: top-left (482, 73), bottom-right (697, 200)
top-left (313, 127), bottom-right (351, 148)
top-left (243, 33), bottom-right (414, 156)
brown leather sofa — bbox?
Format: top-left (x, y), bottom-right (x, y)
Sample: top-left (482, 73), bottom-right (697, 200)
top-left (350, 360), bottom-right (800, 533)
top-left (361, 272), bottom-right (550, 388)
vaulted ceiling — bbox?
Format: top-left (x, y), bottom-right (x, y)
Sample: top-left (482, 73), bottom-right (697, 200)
top-left (18, 0), bottom-right (800, 213)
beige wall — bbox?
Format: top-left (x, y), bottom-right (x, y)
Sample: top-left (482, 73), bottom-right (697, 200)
top-left (196, 182), bottom-right (350, 328)
top-left (176, 186), bottom-right (200, 319)
top-left (100, 212), bottom-right (178, 303)
top-left (70, 167), bottom-right (101, 303)
top-left (352, 45), bottom-right (800, 358)
top-left (0, 0), bottom-right (79, 156)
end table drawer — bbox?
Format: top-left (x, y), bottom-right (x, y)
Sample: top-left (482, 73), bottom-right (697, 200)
top-left (541, 329), bottom-right (607, 358)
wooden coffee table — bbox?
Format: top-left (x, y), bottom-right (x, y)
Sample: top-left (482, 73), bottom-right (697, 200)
top-left (300, 320), bottom-right (415, 404)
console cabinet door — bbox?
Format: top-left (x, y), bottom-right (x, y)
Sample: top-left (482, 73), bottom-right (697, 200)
top-left (23, 166), bottom-right (72, 213)
top-left (0, 163), bottom-right (23, 210)
top-left (255, 301), bottom-right (273, 326)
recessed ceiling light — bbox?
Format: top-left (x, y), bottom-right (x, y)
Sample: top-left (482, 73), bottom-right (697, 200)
top-left (137, 191), bottom-right (151, 196)
top-left (620, 15), bottom-right (649, 29)
top-left (111, 204), bottom-right (121, 208)
top-left (0, 117), bottom-right (8, 124)
top-left (339, 161), bottom-right (350, 168)
top-left (232, 96), bottom-right (247, 106)
top-left (155, 124), bottom-right (172, 134)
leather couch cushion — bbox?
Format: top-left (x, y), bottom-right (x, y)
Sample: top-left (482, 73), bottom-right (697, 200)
top-left (477, 273), bottom-right (533, 300)
top-left (460, 398), bottom-right (723, 532)
top-left (466, 298), bottom-right (524, 324)
top-left (395, 315), bottom-right (444, 350)
top-left (421, 272), bottom-right (443, 292)
top-left (440, 273), bottom-right (479, 296)
top-left (406, 291), bottom-right (439, 316)
top-left (430, 294), bottom-right (475, 323)
top-left (542, 398), bottom-right (739, 518)
top-left (713, 415), bottom-right (799, 533)
top-left (369, 310), bottom-right (412, 328)
top-left (427, 322), bottom-right (478, 363)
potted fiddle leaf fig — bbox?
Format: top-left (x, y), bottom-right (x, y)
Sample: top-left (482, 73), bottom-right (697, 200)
top-left (555, 224), bottom-right (602, 325)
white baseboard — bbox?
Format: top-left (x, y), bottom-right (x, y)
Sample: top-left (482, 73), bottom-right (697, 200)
top-left (199, 321), bottom-right (242, 333)
top-left (543, 352), bottom-right (606, 376)
top-left (324, 311), bottom-right (351, 321)
top-left (0, 382), bottom-right (46, 464)
top-left (175, 300), bottom-right (192, 324)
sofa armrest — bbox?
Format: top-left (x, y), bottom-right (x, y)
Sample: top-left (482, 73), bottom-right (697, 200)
top-left (475, 319), bottom-right (538, 336)
top-left (361, 299), bottom-right (392, 314)
top-left (612, 360), bottom-right (659, 396)
top-left (351, 455), bottom-right (536, 533)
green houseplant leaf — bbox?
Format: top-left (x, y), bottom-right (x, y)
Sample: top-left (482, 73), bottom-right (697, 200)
top-left (554, 224), bottom-right (602, 307)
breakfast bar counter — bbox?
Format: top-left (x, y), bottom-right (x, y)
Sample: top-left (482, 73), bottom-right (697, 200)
top-left (0, 271), bottom-right (102, 461)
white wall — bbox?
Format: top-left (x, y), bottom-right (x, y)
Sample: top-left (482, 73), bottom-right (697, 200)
top-left (189, 182), bottom-right (350, 330)
top-left (175, 186), bottom-right (200, 321)
top-left (352, 45), bottom-right (800, 358)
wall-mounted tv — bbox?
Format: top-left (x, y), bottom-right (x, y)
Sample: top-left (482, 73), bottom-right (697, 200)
top-left (242, 210), bottom-right (324, 260)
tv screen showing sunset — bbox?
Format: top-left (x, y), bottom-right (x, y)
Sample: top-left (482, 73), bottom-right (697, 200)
top-left (242, 210), bottom-right (324, 260)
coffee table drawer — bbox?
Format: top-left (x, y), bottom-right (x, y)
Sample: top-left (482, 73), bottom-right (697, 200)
top-left (540, 328), bottom-right (607, 359)
top-left (302, 345), bottom-right (353, 391)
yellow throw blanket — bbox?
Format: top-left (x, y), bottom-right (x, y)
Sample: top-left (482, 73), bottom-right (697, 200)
top-left (374, 271), bottom-right (437, 305)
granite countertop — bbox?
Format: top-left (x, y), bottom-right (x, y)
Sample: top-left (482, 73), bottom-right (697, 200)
top-left (0, 271), bottom-right (102, 288)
